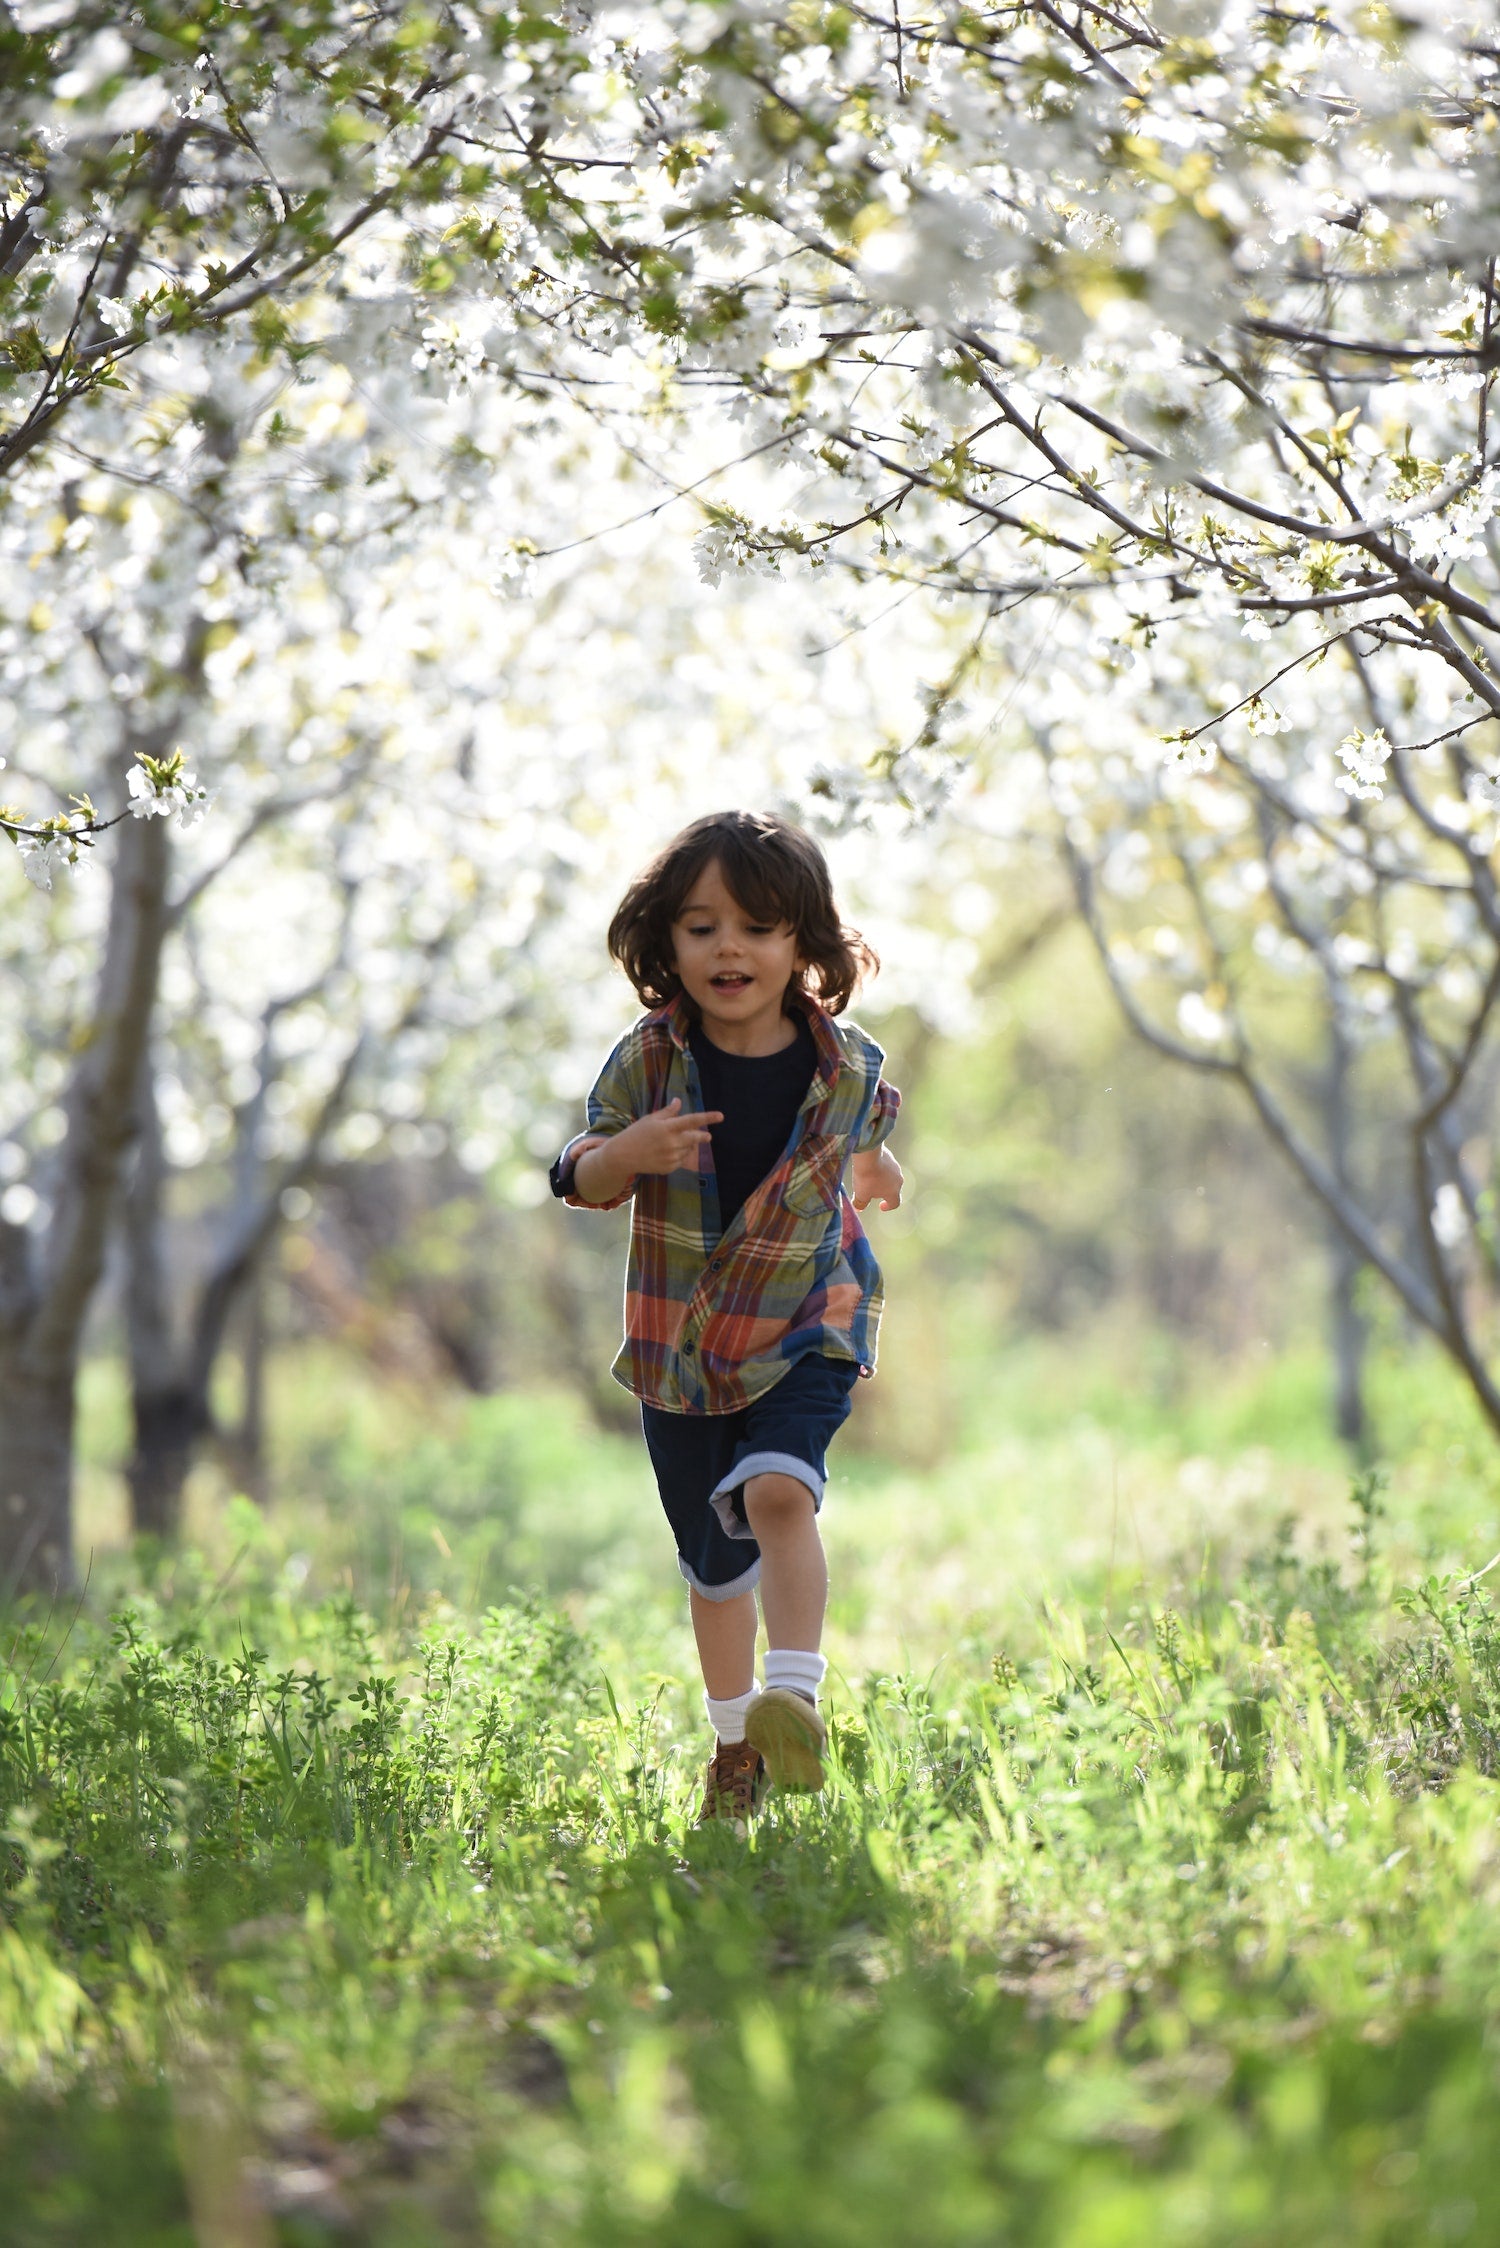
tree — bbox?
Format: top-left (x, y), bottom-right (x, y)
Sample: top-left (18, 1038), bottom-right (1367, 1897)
top-left (0, 0), bottom-right (618, 487)
top-left (0, 324), bottom-right (556, 1582)
top-left (1, 284), bottom-right (955, 1570)
top-left (523, 0), bottom-right (1500, 1437)
top-left (0, 0), bottom-right (677, 1586)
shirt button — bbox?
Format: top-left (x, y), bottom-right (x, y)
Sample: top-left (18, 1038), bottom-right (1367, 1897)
top-left (682, 1339), bottom-right (695, 1356)
top-left (709, 1257), bottom-right (723, 1274)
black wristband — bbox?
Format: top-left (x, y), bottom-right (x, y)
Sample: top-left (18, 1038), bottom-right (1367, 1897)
top-left (548, 1147), bottom-right (578, 1199)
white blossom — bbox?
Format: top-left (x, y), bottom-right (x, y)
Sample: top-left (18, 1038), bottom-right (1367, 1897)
top-left (16, 835), bottom-right (76, 891)
top-left (1245, 700), bottom-right (1293, 737)
top-left (693, 526), bottom-right (733, 587)
top-left (127, 757), bottom-right (214, 828)
top-left (1405, 471), bottom-right (1498, 564)
top-left (489, 543), bottom-right (537, 600)
top-left (769, 307), bottom-right (821, 365)
top-left (692, 522), bottom-right (780, 589)
top-left (1163, 736), bottom-right (1217, 772)
top-left (1335, 728), bottom-right (1393, 802)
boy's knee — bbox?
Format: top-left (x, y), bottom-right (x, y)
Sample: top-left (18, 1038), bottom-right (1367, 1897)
top-left (742, 1471), bottom-right (816, 1531)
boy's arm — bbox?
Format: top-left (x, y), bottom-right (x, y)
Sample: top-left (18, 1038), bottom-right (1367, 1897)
top-left (551, 1047), bottom-right (725, 1209)
top-left (570, 1100), bottom-right (725, 1204)
top-left (555, 1047), bottom-right (643, 1222)
top-left (550, 1033), bottom-right (647, 1211)
top-left (569, 1130), bottom-right (638, 1207)
top-left (849, 1070), bottom-right (902, 1212)
top-left (552, 1126), bottom-right (639, 1211)
top-left (550, 1129), bottom-right (611, 1199)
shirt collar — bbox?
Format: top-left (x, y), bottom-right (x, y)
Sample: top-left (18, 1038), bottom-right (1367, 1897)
top-left (657, 989), bottom-right (842, 1095)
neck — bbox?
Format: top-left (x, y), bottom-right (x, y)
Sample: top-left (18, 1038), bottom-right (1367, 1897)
top-left (695, 994), bottom-right (800, 1057)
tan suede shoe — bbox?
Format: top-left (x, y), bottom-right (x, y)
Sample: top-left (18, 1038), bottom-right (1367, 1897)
top-left (697, 1738), bottom-right (766, 1827)
top-left (745, 1687), bottom-right (827, 1793)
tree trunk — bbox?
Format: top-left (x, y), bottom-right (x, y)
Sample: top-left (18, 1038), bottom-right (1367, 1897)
top-left (2, 812), bottom-right (171, 1591)
top-left (1329, 1227), bottom-right (1367, 1456)
top-left (121, 1018), bottom-right (363, 1532)
top-left (0, 1352), bottom-right (77, 1597)
top-left (126, 1382), bottom-right (208, 1541)
top-left (1324, 1020), bottom-right (1368, 1457)
top-left (122, 1038), bottom-right (198, 1539)
top-left (227, 1268), bottom-right (269, 1503)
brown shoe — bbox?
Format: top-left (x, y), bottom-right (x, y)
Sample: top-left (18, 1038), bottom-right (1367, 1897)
top-left (697, 1738), bottom-right (766, 1826)
top-left (745, 1687), bottom-right (827, 1793)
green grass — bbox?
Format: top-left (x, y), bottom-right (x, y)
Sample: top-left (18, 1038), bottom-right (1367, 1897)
top-left (18, 1339), bottom-right (1500, 2242)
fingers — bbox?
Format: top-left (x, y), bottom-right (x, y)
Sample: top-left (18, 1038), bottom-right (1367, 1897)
top-left (850, 1161), bottom-right (901, 1211)
top-left (650, 1107), bottom-right (722, 1147)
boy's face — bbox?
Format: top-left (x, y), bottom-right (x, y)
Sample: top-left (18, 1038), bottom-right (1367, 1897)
top-left (670, 858), bottom-right (803, 1043)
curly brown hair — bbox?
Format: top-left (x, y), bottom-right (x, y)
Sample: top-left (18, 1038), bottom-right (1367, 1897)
top-left (607, 811), bottom-right (877, 1016)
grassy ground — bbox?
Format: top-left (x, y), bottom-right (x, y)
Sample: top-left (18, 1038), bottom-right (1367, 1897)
top-left (8, 1336), bottom-right (1500, 2243)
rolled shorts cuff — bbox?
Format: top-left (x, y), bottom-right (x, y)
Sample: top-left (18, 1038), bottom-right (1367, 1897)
top-left (677, 1552), bottom-right (762, 1601)
top-left (709, 1449), bottom-right (826, 1542)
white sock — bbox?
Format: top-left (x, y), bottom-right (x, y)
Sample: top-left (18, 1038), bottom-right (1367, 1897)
top-left (762, 1648), bottom-right (827, 1707)
top-left (704, 1686), bottom-right (758, 1744)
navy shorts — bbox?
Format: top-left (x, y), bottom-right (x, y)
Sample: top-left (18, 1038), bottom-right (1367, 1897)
top-left (641, 1352), bottom-right (861, 1602)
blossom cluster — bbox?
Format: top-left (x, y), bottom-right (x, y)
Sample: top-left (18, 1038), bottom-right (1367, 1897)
top-left (126, 751), bottom-right (213, 830)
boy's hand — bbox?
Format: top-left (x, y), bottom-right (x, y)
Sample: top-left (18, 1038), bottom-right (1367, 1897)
top-left (571, 1100), bottom-right (722, 1204)
top-left (623, 1098), bottom-right (724, 1175)
top-left (850, 1145), bottom-right (903, 1212)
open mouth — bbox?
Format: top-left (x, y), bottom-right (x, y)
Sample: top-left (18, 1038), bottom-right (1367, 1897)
top-left (710, 973), bottom-right (752, 991)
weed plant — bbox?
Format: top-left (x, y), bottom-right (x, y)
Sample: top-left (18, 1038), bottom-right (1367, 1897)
top-left (7, 1458), bottom-right (1500, 2244)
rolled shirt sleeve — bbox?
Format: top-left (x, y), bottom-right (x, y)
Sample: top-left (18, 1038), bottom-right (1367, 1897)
top-left (853, 1075), bottom-right (901, 1155)
top-left (549, 1031), bottom-right (645, 1209)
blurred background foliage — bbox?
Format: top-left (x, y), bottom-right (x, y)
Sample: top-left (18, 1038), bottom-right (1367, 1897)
top-left (70, 864), bottom-right (1371, 1551)
top-left (64, 823), bottom-right (1486, 1676)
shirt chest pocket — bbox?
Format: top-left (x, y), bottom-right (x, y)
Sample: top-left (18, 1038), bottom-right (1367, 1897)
top-left (781, 1132), bottom-right (845, 1220)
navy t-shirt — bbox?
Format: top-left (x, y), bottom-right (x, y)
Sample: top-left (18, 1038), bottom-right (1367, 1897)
top-left (690, 1012), bottom-right (818, 1239)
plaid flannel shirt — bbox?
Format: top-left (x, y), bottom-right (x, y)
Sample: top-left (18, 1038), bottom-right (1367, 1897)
top-left (553, 993), bottom-right (900, 1415)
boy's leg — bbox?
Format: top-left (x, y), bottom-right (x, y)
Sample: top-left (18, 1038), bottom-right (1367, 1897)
top-left (639, 1401), bottom-right (767, 1815)
top-left (725, 1357), bottom-right (859, 1792)
top-left (740, 1473), bottom-right (827, 1653)
top-left (691, 1585), bottom-right (762, 1811)
top-left (741, 1471), bottom-right (830, 1790)
top-left (689, 1583), bottom-right (758, 1702)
